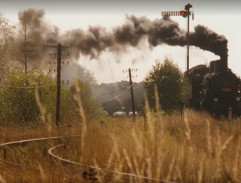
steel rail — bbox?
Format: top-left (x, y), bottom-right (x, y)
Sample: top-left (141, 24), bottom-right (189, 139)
top-left (0, 135), bottom-right (83, 179)
top-left (48, 144), bottom-right (178, 183)
top-left (0, 135), bottom-right (81, 162)
top-left (0, 135), bottom-right (81, 147)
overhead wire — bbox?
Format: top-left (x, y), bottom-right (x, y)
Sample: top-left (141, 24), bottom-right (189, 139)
top-left (0, 84), bottom-right (52, 89)
top-left (94, 89), bottom-right (125, 99)
top-left (100, 83), bottom-right (136, 103)
top-left (94, 82), bottom-right (136, 99)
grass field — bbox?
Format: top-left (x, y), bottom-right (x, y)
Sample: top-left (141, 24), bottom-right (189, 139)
top-left (0, 110), bottom-right (241, 183)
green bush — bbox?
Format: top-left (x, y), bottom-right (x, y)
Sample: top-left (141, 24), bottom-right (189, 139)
top-left (0, 69), bottom-right (56, 123)
top-left (0, 69), bottom-right (104, 124)
top-left (70, 80), bottom-right (104, 122)
top-left (144, 58), bottom-right (189, 113)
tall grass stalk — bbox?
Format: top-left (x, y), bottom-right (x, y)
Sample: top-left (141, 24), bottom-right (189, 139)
top-left (73, 79), bottom-right (87, 163)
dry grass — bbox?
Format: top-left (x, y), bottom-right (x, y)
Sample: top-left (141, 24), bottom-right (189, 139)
top-left (0, 110), bottom-right (241, 183)
top-left (0, 86), bottom-right (240, 182)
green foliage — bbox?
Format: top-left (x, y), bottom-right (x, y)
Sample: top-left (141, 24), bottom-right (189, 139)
top-left (0, 68), bottom-right (104, 124)
top-left (0, 69), bottom-right (56, 123)
top-left (0, 14), bottom-right (15, 76)
top-left (144, 58), bottom-right (189, 113)
top-left (70, 80), bottom-right (104, 121)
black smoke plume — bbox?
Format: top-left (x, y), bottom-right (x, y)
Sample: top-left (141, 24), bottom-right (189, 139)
top-left (12, 9), bottom-right (228, 68)
top-left (10, 9), bottom-right (59, 70)
top-left (189, 25), bottom-right (228, 58)
top-left (18, 9), bottom-right (59, 44)
top-left (61, 15), bottom-right (188, 59)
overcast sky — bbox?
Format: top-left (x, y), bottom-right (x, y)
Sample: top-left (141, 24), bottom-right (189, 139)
top-left (0, 0), bottom-right (241, 83)
top-left (1, 0), bottom-right (241, 14)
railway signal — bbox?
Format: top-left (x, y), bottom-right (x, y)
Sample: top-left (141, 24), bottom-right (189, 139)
top-left (180, 10), bottom-right (188, 18)
top-left (161, 3), bottom-right (193, 74)
top-left (161, 11), bottom-right (182, 16)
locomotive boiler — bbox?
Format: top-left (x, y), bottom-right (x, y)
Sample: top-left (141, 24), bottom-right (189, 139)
top-left (189, 55), bottom-right (241, 117)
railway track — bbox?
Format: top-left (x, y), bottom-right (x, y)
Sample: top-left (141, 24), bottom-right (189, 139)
top-left (48, 144), bottom-right (178, 183)
top-left (0, 135), bottom-right (81, 160)
top-left (0, 135), bottom-right (178, 183)
top-left (0, 135), bottom-right (83, 181)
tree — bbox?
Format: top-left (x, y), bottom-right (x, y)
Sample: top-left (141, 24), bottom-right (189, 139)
top-left (0, 14), bottom-right (15, 77)
top-left (70, 80), bottom-right (104, 121)
top-left (62, 63), bottom-right (97, 86)
top-left (144, 58), bottom-right (189, 113)
top-left (0, 68), bottom-right (57, 123)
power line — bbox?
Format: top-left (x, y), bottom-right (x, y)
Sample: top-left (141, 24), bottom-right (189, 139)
top-left (95, 88), bottom-right (128, 99)
top-left (101, 83), bottom-right (136, 103)
top-left (0, 85), bottom-right (51, 89)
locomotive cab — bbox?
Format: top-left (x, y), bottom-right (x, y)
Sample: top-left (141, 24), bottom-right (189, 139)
top-left (190, 57), bottom-right (241, 118)
top-left (203, 69), bottom-right (241, 117)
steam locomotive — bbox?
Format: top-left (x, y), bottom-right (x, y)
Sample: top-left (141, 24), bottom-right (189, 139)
top-left (189, 55), bottom-right (241, 117)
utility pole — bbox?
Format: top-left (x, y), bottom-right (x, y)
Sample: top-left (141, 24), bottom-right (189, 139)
top-left (56, 43), bottom-right (62, 126)
top-left (128, 68), bottom-right (136, 119)
top-left (24, 23), bottom-right (27, 75)
top-left (123, 68), bottom-right (138, 119)
top-left (45, 42), bottom-right (69, 126)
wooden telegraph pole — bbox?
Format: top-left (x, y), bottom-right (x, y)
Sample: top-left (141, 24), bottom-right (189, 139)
top-left (128, 68), bottom-right (136, 118)
top-left (123, 68), bottom-right (138, 120)
top-left (45, 42), bottom-right (69, 126)
top-left (24, 23), bottom-right (27, 75)
top-left (56, 43), bottom-right (62, 126)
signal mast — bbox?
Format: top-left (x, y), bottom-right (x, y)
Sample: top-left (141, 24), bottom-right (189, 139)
top-left (161, 3), bottom-right (193, 74)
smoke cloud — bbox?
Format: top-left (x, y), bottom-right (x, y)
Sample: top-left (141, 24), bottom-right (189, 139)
top-left (12, 9), bottom-right (228, 68)
top-left (190, 25), bottom-right (228, 58)
top-left (18, 9), bottom-right (59, 43)
top-left (60, 15), bottom-right (188, 59)
top-left (10, 9), bottom-right (59, 70)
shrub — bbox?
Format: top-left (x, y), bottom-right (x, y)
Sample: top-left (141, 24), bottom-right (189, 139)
top-left (0, 69), bottom-right (56, 123)
top-left (144, 58), bottom-right (189, 113)
top-left (70, 80), bottom-right (104, 122)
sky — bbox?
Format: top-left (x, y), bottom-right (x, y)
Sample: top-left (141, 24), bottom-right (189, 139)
top-left (1, 0), bottom-right (241, 84)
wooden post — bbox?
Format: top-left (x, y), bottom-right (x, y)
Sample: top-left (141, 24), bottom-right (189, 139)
top-left (56, 43), bottom-right (62, 126)
top-left (129, 68), bottom-right (136, 120)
